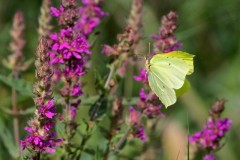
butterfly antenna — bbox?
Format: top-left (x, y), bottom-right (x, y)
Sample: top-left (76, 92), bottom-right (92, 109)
top-left (148, 42), bottom-right (151, 55)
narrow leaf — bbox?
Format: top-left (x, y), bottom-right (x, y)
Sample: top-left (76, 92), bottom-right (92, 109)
top-left (0, 75), bottom-right (33, 97)
top-left (0, 118), bottom-right (18, 158)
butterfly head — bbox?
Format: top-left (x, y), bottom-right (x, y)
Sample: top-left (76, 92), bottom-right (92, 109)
top-left (144, 55), bottom-right (151, 72)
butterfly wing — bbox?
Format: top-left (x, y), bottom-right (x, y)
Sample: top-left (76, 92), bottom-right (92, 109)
top-left (148, 71), bottom-right (176, 107)
top-left (148, 56), bottom-right (191, 107)
top-left (155, 51), bottom-right (195, 75)
top-left (150, 57), bottom-right (190, 89)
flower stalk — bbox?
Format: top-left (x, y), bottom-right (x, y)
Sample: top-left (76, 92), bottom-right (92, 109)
top-left (50, 0), bottom-right (107, 156)
top-left (101, 0), bottom-right (144, 155)
top-left (2, 11), bottom-right (26, 146)
top-left (189, 99), bottom-right (232, 159)
top-left (21, 38), bottom-right (61, 158)
top-left (38, 0), bottom-right (53, 38)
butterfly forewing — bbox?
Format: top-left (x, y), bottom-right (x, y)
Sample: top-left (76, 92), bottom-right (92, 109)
top-left (150, 57), bottom-right (190, 89)
top-left (155, 51), bottom-right (195, 75)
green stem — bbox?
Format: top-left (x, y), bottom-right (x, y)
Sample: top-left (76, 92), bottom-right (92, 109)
top-left (114, 126), bottom-right (131, 153)
top-left (76, 124), bottom-right (92, 159)
top-left (12, 71), bottom-right (19, 146)
top-left (104, 64), bottom-right (115, 89)
top-left (103, 115), bottom-right (118, 160)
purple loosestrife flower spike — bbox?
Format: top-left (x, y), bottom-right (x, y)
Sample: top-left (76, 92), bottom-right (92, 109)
top-left (51, 0), bottom-right (78, 28)
top-left (102, 0), bottom-right (142, 81)
top-left (134, 12), bottom-right (182, 117)
top-left (38, 0), bottom-right (53, 38)
top-left (189, 118), bottom-right (232, 150)
top-left (151, 11), bottom-right (182, 53)
top-left (49, 0), bottom-right (106, 139)
top-left (3, 10), bottom-right (27, 146)
top-left (127, 0), bottom-right (143, 51)
top-left (189, 99), bottom-right (232, 159)
top-left (3, 11), bottom-right (31, 71)
top-left (102, 0), bottom-right (142, 57)
top-left (21, 38), bottom-right (61, 155)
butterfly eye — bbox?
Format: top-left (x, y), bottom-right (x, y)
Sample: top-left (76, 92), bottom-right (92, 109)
top-left (144, 55), bottom-right (147, 60)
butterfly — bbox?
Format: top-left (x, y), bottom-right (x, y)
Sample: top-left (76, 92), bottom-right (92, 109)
top-left (145, 51), bottom-right (195, 108)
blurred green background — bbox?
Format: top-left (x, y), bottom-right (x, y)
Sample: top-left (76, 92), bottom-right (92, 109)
top-left (0, 0), bottom-right (240, 159)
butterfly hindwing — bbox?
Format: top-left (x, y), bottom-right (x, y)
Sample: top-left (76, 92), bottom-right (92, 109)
top-left (148, 71), bottom-right (176, 107)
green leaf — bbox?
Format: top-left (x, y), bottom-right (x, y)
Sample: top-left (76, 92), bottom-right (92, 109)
top-left (0, 75), bottom-right (33, 97)
top-left (56, 121), bottom-right (66, 138)
top-left (176, 79), bottom-right (191, 97)
top-left (84, 148), bottom-right (95, 155)
top-left (88, 95), bottom-right (108, 120)
top-left (18, 107), bottom-right (35, 115)
top-left (0, 118), bottom-right (18, 158)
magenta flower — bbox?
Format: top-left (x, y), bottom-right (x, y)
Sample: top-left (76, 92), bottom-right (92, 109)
top-left (189, 118), bottom-right (232, 150)
top-left (151, 35), bottom-right (182, 53)
top-left (75, 0), bottom-right (108, 35)
top-left (21, 124), bottom-right (61, 153)
top-left (203, 154), bottom-right (216, 160)
top-left (133, 125), bottom-right (146, 142)
top-left (133, 69), bottom-right (148, 84)
top-left (71, 84), bottom-right (83, 97)
top-left (49, 0), bottom-right (107, 126)
top-left (70, 106), bottom-right (77, 119)
top-left (139, 88), bottom-right (148, 100)
top-left (151, 11), bottom-right (182, 53)
top-left (38, 99), bottom-right (56, 119)
top-left (50, 6), bottom-right (63, 17)
top-left (21, 38), bottom-right (61, 155)
top-left (50, 28), bottom-right (91, 65)
top-left (128, 106), bottom-right (147, 142)
top-left (128, 106), bottom-right (141, 126)
top-left (136, 89), bottom-right (164, 117)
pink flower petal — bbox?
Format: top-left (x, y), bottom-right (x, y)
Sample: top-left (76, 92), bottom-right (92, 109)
top-left (50, 7), bottom-right (60, 17)
top-left (45, 111), bottom-right (55, 119)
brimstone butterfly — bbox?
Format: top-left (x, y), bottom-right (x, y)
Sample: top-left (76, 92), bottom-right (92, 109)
top-left (145, 51), bottom-right (195, 108)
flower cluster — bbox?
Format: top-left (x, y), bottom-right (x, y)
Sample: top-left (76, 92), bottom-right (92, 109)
top-left (136, 89), bottom-right (164, 117)
top-left (50, 0), bottom-right (107, 122)
top-left (21, 38), bottom-right (61, 154)
top-left (128, 106), bottom-right (146, 142)
top-left (189, 118), bottom-right (232, 150)
top-left (134, 69), bottom-right (148, 84)
top-left (102, 0), bottom-right (142, 57)
top-left (189, 99), bottom-right (232, 159)
top-left (38, 0), bottom-right (53, 38)
top-left (49, 28), bottom-right (91, 77)
top-left (3, 11), bottom-right (31, 72)
top-left (101, 0), bottom-right (145, 143)
top-left (75, 0), bottom-right (108, 35)
top-left (151, 11), bottom-right (182, 53)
